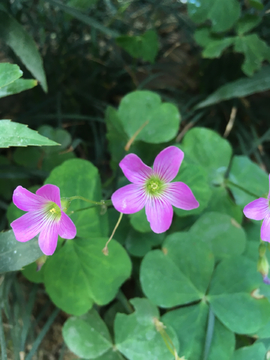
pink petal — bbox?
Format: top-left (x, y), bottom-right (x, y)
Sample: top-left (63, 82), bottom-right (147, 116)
top-left (58, 212), bottom-right (77, 239)
top-left (164, 182), bottom-right (199, 210)
top-left (10, 211), bottom-right (44, 242)
top-left (38, 220), bottom-right (60, 255)
top-left (261, 214), bottom-right (270, 242)
top-left (153, 146), bottom-right (184, 182)
top-left (36, 184), bottom-right (61, 207)
top-left (243, 198), bottom-right (269, 220)
top-left (111, 184), bottom-right (146, 214)
top-left (145, 197), bottom-right (173, 233)
top-left (13, 186), bottom-right (45, 211)
top-left (119, 154), bottom-right (152, 184)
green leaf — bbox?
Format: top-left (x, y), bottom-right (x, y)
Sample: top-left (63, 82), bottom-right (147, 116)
top-left (140, 233), bottom-right (214, 307)
top-left (173, 161), bottom-right (212, 217)
top-left (0, 63), bottom-right (22, 88)
top-left (114, 298), bottom-right (179, 360)
top-left (105, 106), bottom-right (127, 171)
top-left (202, 37), bottom-right (235, 58)
top-left (0, 230), bottom-right (42, 274)
top-left (13, 125), bottom-right (75, 172)
top-left (140, 249), bottom-right (200, 307)
top-left (228, 155), bottom-right (269, 207)
top-left (231, 342), bottom-right (266, 360)
top-left (129, 209), bottom-right (151, 233)
top-left (125, 229), bottom-right (164, 257)
top-left (0, 10), bottom-right (47, 92)
top-left (63, 308), bottom-right (112, 359)
top-left (162, 303), bottom-right (235, 360)
top-left (116, 30), bottom-right (159, 63)
top-left (180, 127), bottom-right (232, 185)
top-left (208, 256), bottom-right (270, 334)
top-left (22, 262), bottom-right (44, 284)
top-left (0, 79), bottom-right (37, 98)
top-left (196, 66), bottom-right (270, 108)
top-left (189, 212), bottom-right (246, 260)
top-left (163, 303), bottom-right (208, 360)
top-left (206, 187), bottom-right (243, 223)
top-left (236, 14), bottom-right (261, 35)
top-left (118, 91), bottom-right (181, 144)
top-left (47, 0), bottom-right (119, 38)
top-left (248, 0), bottom-right (264, 10)
top-left (45, 158), bottom-right (108, 238)
top-left (67, 0), bottom-right (99, 10)
top-left (187, 0), bottom-right (241, 32)
top-left (44, 238), bottom-right (131, 315)
top-left (234, 34), bottom-right (270, 76)
top-left (0, 120), bottom-right (59, 148)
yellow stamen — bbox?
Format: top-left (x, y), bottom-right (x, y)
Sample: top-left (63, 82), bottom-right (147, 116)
top-left (50, 208), bottom-right (56, 214)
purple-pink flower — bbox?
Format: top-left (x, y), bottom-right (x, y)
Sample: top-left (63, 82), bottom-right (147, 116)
top-left (243, 175), bottom-right (270, 242)
top-left (112, 146), bottom-right (199, 233)
top-left (10, 184), bottom-right (76, 256)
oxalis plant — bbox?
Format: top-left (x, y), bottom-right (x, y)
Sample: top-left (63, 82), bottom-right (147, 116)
top-left (2, 90), bottom-right (270, 360)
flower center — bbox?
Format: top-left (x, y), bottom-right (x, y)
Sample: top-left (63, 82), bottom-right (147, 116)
top-left (45, 202), bottom-right (62, 221)
top-left (145, 177), bottom-right (165, 196)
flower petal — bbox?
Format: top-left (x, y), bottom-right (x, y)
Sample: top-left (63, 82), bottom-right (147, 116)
top-left (145, 197), bottom-right (173, 233)
top-left (153, 146), bottom-right (184, 182)
top-left (36, 184), bottom-right (61, 207)
top-left (243, 198), bottom-right (269, 220)
top-left (13, 186), bottom-right (45, 211)
top-left (10, 212), bottom-right (44, 242)
top-left (119, 154), bottom-right (152, 184)
top-left (112, 184), bottom-right (146, 214)
top-left (261, 214), bottom-right (270, 242)
top-left (38, 220), bottom-right (59, 255)
top-left (164, 182), bottom-right (199, 210)
top-left (59, 212), bottom-right (77, 239)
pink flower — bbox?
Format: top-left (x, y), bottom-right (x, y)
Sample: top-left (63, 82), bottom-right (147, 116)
top-left (10, 184), bottom-right (76, 255)
top-left (112, 146), bottom-right (199, 233)
top-left (243, 174), bottom-right (270, 242)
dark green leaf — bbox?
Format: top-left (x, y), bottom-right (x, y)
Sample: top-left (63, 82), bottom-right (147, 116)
top-left (0, 120), bottom-right (59, 147)
top-left (188, 0), bottom-right (241, 32)
top-left (0, 10), bottom-right (47, 91)
top-left (117, 30), bottom-right (159, 63)
top-left (196, 66), bottom-right (270, 108)
top-left (0, 79), bottom-right (37, 98)
top-left (0, 63), bottom-right (22, 89)
top-left (0, 231), bottom-right (42, 274)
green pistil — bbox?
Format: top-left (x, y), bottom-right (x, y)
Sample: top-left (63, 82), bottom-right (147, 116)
top-left (145, 176), bottom-right (165, 197)
top-left (45, 202), bottom-right (62, 221)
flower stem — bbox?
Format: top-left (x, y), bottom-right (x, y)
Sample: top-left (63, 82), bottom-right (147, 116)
top-left (102, 212), bottom-right (123, 256)
top-left (225, 180), bottom-right (260, 198)
top-left (65, 196), bottom-right (112, 207)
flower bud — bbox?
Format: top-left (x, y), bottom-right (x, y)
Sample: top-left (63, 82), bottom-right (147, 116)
top-left (35, 255), bottom-right (47, 271)
top-left (259, 242), bottom-right (267, 257)
top-left (61, 198), bottom-right (71, 213)
top-left (257, 255), bottom-right (269, 277)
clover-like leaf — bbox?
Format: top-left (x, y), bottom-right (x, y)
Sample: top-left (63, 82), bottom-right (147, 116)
top-left (114, 298), bottom-right (179, 360)
top-left (208, 256), bottom-right (270, 334)
top-left (44, 238), bottom-right (132, 315)
top-left (140, 232), bottom-right (214, 307)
